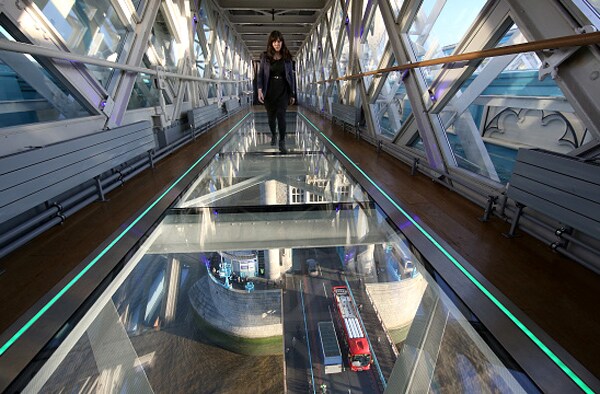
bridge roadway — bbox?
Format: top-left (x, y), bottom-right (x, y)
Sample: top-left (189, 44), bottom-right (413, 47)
top-left (283, 247), bottom-right (394, 394)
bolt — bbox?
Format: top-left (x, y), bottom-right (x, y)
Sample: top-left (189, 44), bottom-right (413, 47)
top-left (590, 71), bottom-right (600, 80)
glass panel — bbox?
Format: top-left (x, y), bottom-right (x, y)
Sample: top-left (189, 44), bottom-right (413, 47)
top-left (127, 72), bottom-right (160, 110)
top-left (323, 44), bottom-right (333, 81)
top-left (330, 0), bottom-right (343, 44)
top-left (584, 0), bottom-right (600, 15)
top-left (321, 24), bottom-right (328, 62)
top-left (390, 0), bottom-right (406, 20)
top-left (0, 25), bottom-right (90, 128)
top-left (207, 82), bottom-right (217, 99)
top-left (438, 25), bottom-right (590, 184)
top-left (408, 0), bottom-right (487, 86)
top-left (374, 59), bottom-right (412, 139)
top-left (198, 2), bottom-right (212, 52)
top-left (33, 0), bottom-right (128, 88)
top-left (410, 135), bottom-right (425, 152)
top-left (148, 9), bottom-right (178, 72)
top-left (194, 40), bottom-right (206, 77)
top-left (338, 32), bottom-right (350, 94)
top-left (358, 4), bottom-right (388, 90)
top-left (23, 113), bottom-right (536, 393)
top-left (312, 30), bottom-right (319, 71)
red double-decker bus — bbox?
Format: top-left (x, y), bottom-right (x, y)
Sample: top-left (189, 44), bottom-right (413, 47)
top-left (331, 285), bottom-right (372, 371)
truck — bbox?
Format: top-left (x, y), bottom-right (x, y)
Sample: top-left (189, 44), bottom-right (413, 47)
top-left (318, 321), bottom-right (343, 374)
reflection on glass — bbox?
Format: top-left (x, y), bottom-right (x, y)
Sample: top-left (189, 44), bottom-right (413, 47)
top-left (207, 82), bottom-right (217, 99)
top-left (439, 26), bottom-right (590, 184)
top-left (194, 40), bottom-right (207, 78)
top-left (390, 0), bottom-right (405, 20)
top-left (338, 33), bottom-right (350, 77)
top-left (338, 33), bottom-right (350, 98)
top-left (408, 0), bottom-right (487, 85)
top-left (148, 9), bottom-right (178, 72)
top-left (0, 26), bottom-right (90, 128)
top-left (375, 60), bottom-right (412, 138)
top-left (33, 0), bottom-right (128, 88)
top-left (330, 0), bottom-right (344, 46)
top-left (23, 113), bottom-right (536, 393)
top-left (584, 0), bottom-right (600, 15)
top-left (358, 4), bottom-right (388, 90)
top-left (128, 72), bottom-right (160, 110)
top-left (323, 45), bottom-right (333, 82)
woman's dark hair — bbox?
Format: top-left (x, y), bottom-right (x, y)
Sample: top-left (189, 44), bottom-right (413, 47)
top-left (266, 30), bottom-right (292, 62)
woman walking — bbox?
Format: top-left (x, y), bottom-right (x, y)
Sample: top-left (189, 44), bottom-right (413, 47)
top-left (257, 30), bottom-right (296, 153)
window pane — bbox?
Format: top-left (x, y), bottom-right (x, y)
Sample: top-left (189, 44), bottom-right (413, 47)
top-left (33, 0), bottom-right (128, 88)
top-left (338, 33), bottom-right (350, 94)
top-left (408, 0), bottom-right (487, 86)
top-left (0, 26), bottom-right (90, 127)
top-left (439, 25), bottom-right (590, 184)
top-left (374, 59), bottom-right (412, 138)
top-left (148, 9), bottom-right (178, 72)
top-left (358, 4), bottom-right (388, 90)
top-left (323, 44), bottom-right (333, 81)
top-left (390, 0), bottom-right (406, 20)
top-left (128, 73), bottom-right (160, 110)
top-left (330, 0), bottom-right (343, 43)
top-left (585, 0), bottom-right (600, 14)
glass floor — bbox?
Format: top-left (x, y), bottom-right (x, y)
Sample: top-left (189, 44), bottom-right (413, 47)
top-left (15, 112), bottom-right (540, 393)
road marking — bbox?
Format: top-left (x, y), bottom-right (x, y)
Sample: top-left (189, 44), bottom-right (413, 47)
top-left (322, 282), bottom-right (328, 298)
top-left (299, 280), bottom-right (316, 394)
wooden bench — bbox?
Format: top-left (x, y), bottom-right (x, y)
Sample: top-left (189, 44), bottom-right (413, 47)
top-left (0, 121), bottom-right (154, 224)
top-left (187, 104), bottom-right (221, 137)
top-left (224, 98), bottom-right (241, 116)
top-left (331, 102), bottom-right (360, 138)
top-left (505, 148), bottom-right (600, 240)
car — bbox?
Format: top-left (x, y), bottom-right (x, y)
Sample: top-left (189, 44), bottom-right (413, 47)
top-left (307, 258), bottom-right (321, 277)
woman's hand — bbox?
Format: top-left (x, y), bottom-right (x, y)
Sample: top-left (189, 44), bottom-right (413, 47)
top-left (258, 89), bottom-right (264, 103)
top-left (289, 97), bottom-right (295, 105)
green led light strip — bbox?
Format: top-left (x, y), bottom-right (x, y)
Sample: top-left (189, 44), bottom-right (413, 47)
top-left (0, 113), bottom-right (251, 358)
top-left (299, 112), bottom-right (593, 394)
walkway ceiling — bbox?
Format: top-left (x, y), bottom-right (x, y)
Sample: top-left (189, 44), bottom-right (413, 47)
top-left (214, 0), bottom-right (329, 59)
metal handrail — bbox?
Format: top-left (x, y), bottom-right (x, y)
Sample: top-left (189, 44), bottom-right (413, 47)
top-left (0, 39), bottom-right (250, 83)
top-left (316, 31), bottom-right (600, 83)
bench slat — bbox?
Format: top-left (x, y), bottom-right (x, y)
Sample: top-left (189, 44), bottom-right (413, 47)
top-left (507, 148), bottom-right (600, 239)
top-left (509, 187), bottom-right (600, 238)
top-left (0, 121), bottom-right (150, 175)
top-left (224, 99), bottom-right (240, 113)
top-left (0, 135), bottom-right (154, 206)
top-left (188, 104), bottom-right (221, 133)
top-left (510, 161), bottom-right (599, 203)
top-left (332, 103), bottom-right (359, 126)
top-left (0, 121), bottom-right (154, 223)
top-left (510, 174), bottom-right (600, 222)
top-left (1, 130), bottom-right (152, 191)
top-left (515, 149), bottom-right (600, 185)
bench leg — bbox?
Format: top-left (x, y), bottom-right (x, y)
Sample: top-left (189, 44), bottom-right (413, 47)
top-left (95, 176), bottom-right (107, 201)
top-left (503, 203), bottom-right (524, 238)
top-left (149, 151), bottom-right (155, 169)
top-left (411, 158), bottom-right (420, 176)
top-left (479, 195), bottom-right (497, 222)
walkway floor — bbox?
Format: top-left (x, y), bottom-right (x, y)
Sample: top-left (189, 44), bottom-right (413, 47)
top-left (0, 106), bottom-right (598, 381)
